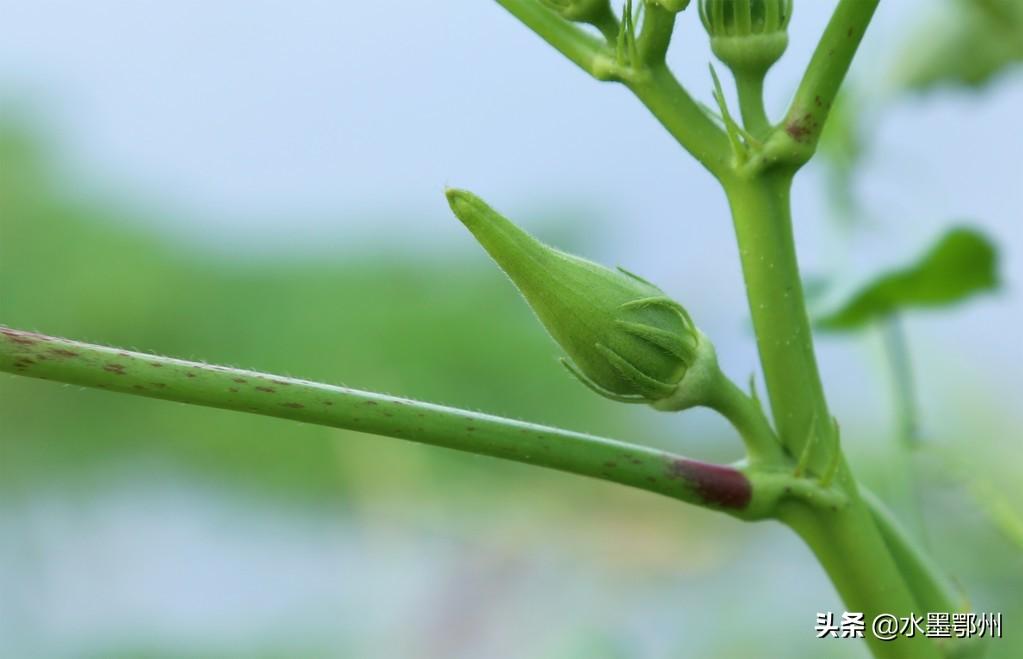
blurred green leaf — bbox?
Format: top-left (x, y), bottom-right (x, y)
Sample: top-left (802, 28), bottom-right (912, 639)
top-left (817, 227), bottom-right (999, 331)
top-left (896, 0), bottom-right (1023, 90)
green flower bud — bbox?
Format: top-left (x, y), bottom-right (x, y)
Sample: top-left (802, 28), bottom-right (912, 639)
top-left (446, 189), bottom-right (717, 411)
top-left (699, 0), bottom-right (792, 75)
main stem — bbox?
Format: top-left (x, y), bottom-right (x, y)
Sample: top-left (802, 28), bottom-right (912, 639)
top-left (724, 173), bottom-right (828, 462)
top-left (724, 174), bottom-right (942, 659)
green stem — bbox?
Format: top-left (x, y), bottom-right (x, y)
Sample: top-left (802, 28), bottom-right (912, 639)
top-left (725, 176), bottom-right (942, 659)
top-left (782, 503), bottom-right (944, 659)
top-left (733, 70), bottom-right (770, 137)
top-left (636, 3), bottom-right (674, 65)
top-left (627, 65), bottom-right (731, 176)
top-left (703, 373), bottom-right (784, 466)
top-left (496, 0), bottom-right (730, 176)
top-left (776, 0), bottom-right (882, 161)
top-left (724, 173), bottom-right (829, 463)
top-left (0, 326), bottom-right (756, 515)
top-left (862, 488), bottom-right (961, 615)
top-left (587, 3), bottom-right (620, 44)
top-left (864, 489), bottom-right (986, 658)
top-left (495, 0), bottom-right (607, 75)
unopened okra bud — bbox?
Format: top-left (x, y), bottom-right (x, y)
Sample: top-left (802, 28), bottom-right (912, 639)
top-left (699, 0), bottom-right (792, 76)
top-left (446, 189), bottom-right (720, 411)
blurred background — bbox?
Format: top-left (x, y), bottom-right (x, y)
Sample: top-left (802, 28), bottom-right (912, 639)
top-left (1, 1), bottom-right (1020, 657)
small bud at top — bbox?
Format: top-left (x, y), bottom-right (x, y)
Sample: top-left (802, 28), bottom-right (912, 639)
top-left (446, 189), bottom-right (717, 410)
top-left (699, 0), bottom-right (792, 75)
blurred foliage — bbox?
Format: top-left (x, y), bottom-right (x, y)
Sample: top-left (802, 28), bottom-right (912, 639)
top-left (815, 93), bottom-right (865, 224)
top-left (896, 0), bottom-right (1023, 90)
top-left (807, 21), bottom-right (1022, 656)
top-left (817, 227), bottom-right (999, 330)
top-left (0, 120), bottom-right (671, 504)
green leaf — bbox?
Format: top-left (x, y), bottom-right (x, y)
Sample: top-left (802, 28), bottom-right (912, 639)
top-left (817, 227), bottom-right (1000, 331)
top-left (895, 0), bottom-right (1023, 91)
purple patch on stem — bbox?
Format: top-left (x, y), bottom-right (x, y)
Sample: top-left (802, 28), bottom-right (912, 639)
top-left (666, 459), bottom-right (751, 509)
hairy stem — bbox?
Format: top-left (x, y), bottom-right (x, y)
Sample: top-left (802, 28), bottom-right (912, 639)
top-left (0, 326), bottom-right (755, 515)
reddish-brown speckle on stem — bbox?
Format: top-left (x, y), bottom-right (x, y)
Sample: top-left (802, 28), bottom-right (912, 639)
top-left (1, 328), bottom-right (43, 346)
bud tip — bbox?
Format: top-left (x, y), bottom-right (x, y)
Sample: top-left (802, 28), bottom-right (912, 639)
top-left (445, 187), bottom-right (492, 231)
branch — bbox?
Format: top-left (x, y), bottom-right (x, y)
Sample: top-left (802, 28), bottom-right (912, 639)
top-left (703, 372), bottom-right (785, 466)
top-left (626, 65), bottom-right (732, 176)
top-left (774, 0), bottom-right (881, 163)
top-left (496, 0), bottom-right (731, 176)
top-left (636, 3), bottom-right (675, 66)
top-left (495, 0), bottom-right (608, 76)
top-left (0, 326), bottom-right (753, 515)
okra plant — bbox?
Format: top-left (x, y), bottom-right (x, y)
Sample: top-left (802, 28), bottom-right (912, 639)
top-left (0, 1), bottom-right (1009, 657)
